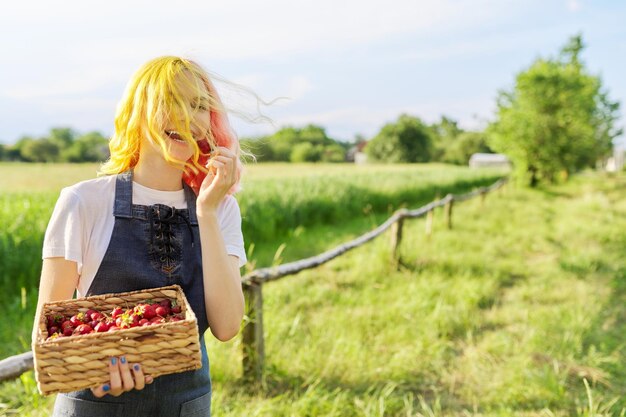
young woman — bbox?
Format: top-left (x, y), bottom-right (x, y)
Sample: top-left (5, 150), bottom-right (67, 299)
top-left (33, 56), bottom-right (248, 416)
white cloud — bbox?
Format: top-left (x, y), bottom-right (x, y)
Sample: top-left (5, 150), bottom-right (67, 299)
top-left (567, 0), bottom-right (582, 12)
top-left (0, 0), bottom-right (525, 62)
top-left (4, 67), bottom-right (128, 99)
top-left (285, 76), bottom-right (314, 100)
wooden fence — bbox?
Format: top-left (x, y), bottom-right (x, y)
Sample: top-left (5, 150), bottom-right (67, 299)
top-left (0, 177), bottom-right (507, 386)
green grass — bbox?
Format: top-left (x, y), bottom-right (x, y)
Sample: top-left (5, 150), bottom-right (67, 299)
top-left (0, 161), bottom-right (504, 246)
top-left (209, 171), bottom-right (625, 416)
top-left (0, 162), bottom-right (503, 369)
top-left (4, 164), bottom-right (624, 415)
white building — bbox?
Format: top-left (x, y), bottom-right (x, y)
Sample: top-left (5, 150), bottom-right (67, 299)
top-left (347, 141), bottom-right (368, 164)
top-left (605, 148), bottom-right (625, 172)
top-left (469, 153), bottom-right (511, 169)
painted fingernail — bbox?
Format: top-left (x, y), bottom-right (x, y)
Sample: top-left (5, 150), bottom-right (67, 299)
top-left (134, 364), bottom-right (140, 371)
top-left (103, 384), bottom-right (110, 392)
top-left (111, 357), bottom-right (117, 365)
top-left (146, 376), bottom-right (153, 383)
top-left (120, 356), bottom-right (126, 364)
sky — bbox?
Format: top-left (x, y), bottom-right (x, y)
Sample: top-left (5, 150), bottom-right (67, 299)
top-left (1, 0), bottom-right (625, 148)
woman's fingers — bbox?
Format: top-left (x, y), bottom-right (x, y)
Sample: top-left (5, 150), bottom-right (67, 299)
top-left (198, 146), bottom-right (237, 201)
top-left (91, 358), bottom-right (153, 397)
top-left (212, 146), bottom-right (235, 158)
top-left (108, 357), bottom-right (124, 396)
top-left (130, 363), bottom-right (145, 391)
top-left (209, 156), bottom-right (236, 182)
top-left (90, 383), bottom-right (111, 398)
top-left (90, 357), bottom-right (120, 397)
top-left (118, 356), bottom-right (135, 392)
top-left (132, 363), bottom-right (154, 387)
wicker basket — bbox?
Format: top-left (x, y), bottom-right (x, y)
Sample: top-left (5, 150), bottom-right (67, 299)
top-left (33, 285), bottom-right (202, 396)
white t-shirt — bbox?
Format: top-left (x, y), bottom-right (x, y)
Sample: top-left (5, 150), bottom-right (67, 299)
top-left (43, 175), bottom-right (247, 297)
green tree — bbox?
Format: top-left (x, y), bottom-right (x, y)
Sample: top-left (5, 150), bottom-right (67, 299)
top-left (430, 116), bottom-right (463, 161)
top-left (443, 131), bottom-right (492, 165)
top-left (265, 124), bottom-right (340, 162)
top-left (488, 34), bottom-right (622, 186)
top-left (20, 138), bottom-right (61, 162)
top-left (290, 142), bottom-right (322, 162)
top-left (49, 127), bottom-right (76, 150)
top-left (269, 127), bottom-right (299, 161)
top-left (61, 131), bottom-right (109, 162)
top-left (365, 114), bottom-right (433, 163)
top-left (321, 144), bottom-right (346, 162)
top-left (3, 143), bottom-right (22, 161)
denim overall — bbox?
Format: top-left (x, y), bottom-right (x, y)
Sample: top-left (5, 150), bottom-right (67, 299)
top-left (53, 171), bottom-right (212, 417)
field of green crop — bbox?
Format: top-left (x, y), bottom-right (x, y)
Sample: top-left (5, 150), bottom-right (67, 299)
top-left (10, 164), bottom-right (626, 415)
top-left (0, 162), bottom-right (504, 308)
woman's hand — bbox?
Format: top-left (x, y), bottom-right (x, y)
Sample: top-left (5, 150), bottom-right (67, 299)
top-left (91, 356), bottom-right (153, 397)
top-left (196, 146), bottom-right (238, 217)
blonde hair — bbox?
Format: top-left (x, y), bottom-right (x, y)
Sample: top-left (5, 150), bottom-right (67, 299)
top-left (100, 56), bottom-right (245, 192)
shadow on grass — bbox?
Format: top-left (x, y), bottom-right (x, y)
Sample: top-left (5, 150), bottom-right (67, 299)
top-left (233, 362), bottom-right (466, 411)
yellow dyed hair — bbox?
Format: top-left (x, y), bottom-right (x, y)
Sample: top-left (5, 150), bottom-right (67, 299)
top-left (100, 56), bottom-right (236, 176)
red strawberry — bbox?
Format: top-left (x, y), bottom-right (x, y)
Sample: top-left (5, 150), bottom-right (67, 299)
top-left (63, 327), bottom-right (74, 336)
top-left (143, 304), bottom-right (157, 319)
top-left (111, 307), bottom-right (124, 318)
top-left (47, 314), bottom-right (64, 327)
top-left (171, 305), bottom-right (182, 314)
top-left (108, 325), bottom-right (120, 332)
top-left (139, 319), bottom-right (150, 326)
top-left (70, 312), bottom-right (87, 327)
top-left (159, 299), bottom-right (172, 309)
top-left (115, 311), bottom-right (137, 329)
top-left (155, 305), bottom-right (170, 317)
top-left (90, 312), bottom-right (104, 321)
top-left (94, 322), bottom-right (110, 332)
top-left (115, 316), bottom-right (127, 329)
top-left (61, 320), bottom-right (73, 329)
top-left (85, 309), bottom-right (98, 318)
top-left (49, 326), bottom-right (59, 334)
top-left (73, 324), bottom-right (93, 335)
top-left (135, 303), bottom-right (158, 320)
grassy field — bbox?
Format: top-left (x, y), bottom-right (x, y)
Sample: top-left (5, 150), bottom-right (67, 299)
top-left (219, 172), bottom-right (625, 416)
top-left (3, 164), bottom-right (625, 415)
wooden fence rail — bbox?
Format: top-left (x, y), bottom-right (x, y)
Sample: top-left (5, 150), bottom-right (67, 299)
top-left (0, 178), bottom-right (507, 386)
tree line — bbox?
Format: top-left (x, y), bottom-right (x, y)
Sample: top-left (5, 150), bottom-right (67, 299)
top-left (0, 128), bottom-right (109, 163)
top-left (0, 34), bottom-right (621, 187)
top-left (239, 118), bottom-right (491, 165)
top-left (0, 117), bottom-right (491, 166)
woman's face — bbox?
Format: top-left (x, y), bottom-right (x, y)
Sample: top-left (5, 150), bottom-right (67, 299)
top-left (145, 71), bottom-right (212, 164)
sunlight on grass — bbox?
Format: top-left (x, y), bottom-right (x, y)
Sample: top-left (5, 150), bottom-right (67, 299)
top-left (2, 169), bottom-right (625, 416)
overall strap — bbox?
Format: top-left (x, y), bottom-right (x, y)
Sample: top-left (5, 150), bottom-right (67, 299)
top-left (113, 171), bottom-right (133, 219)
top-left (183, 183), bottom-right (199, 226)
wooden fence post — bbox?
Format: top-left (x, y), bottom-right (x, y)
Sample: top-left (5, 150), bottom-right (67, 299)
top-left (425, 209), bottom-right (434, 238)
top-left (444, 195), bottom-right (454, 230)
top-left (480, 189), bottom-right (487, 206)
top-left (242, 282), bottom-right (265, 384)
top-left (390, 216), bottom-right (404, 269)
